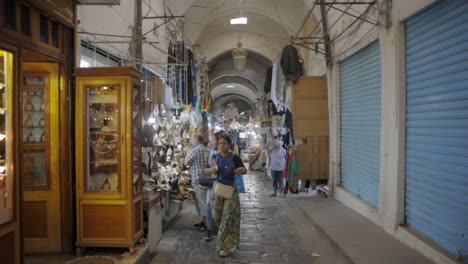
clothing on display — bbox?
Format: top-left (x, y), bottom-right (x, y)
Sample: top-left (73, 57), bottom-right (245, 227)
top-left (284, 147), bottom-right (299, 194)
top-left (264, 65), bottom-right (273, 93)
top-left (271, 58), bottom-right (286, 113)
top-left (280, 45), bottom-right (303, 84)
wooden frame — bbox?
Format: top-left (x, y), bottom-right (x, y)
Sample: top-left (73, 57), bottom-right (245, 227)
top-left (20, 71), bottom-right (52, 191)
top-left (0, 40), bottom-right (21, 264)
top-left (75, 67), bottom-right (144, 251)
top-left (0, 0), bottom-right (76, 256)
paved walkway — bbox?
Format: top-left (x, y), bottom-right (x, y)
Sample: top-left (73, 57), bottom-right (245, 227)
top-left (285, 195), bottom-right (436, 264)
top-left (151, 171), bottom-right (349, 264)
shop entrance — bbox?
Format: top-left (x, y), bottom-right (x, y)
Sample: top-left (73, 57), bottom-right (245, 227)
top-left (20, 62), bottom-right (62, 254)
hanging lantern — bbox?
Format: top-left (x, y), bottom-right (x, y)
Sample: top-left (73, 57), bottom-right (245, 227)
top-left (232, 42), bottom-right (247, 71)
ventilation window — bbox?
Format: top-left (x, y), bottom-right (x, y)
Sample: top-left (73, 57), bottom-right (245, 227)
top-left (51, 21), bottom-right (59, 48)
top-left (20, 5), bottom-right (30, 35)
top-left (4, 0), bottom-right (17, 30)
top-left (40, 15), bottom-right (49, 43)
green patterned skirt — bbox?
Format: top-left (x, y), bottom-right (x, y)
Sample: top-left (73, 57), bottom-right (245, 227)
top-left (211, 188), bottom-right (241, 252)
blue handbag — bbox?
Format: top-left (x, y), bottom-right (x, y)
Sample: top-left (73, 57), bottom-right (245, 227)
top-left (235, 174), bottom-right (245, 193)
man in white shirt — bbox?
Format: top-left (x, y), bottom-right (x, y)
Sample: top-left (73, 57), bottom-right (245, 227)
top-left (268, 137), bottom-right (286, 197)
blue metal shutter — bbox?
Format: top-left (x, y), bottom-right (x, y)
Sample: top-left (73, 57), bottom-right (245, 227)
top-left (405, 0), bottom-right (468, 260)
top-left (340, 41), bottom-right (381, 207)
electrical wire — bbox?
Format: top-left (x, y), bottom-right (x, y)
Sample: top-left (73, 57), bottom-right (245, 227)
top-left (330, 1), bottom-right (374, 43)
top-left (292, 1), bottom-right (318, 40)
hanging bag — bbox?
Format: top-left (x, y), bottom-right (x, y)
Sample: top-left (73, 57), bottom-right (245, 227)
top-left (213, 181), bottom-right (235, 199)
top-left (235, 175), bottom-right (245, 193)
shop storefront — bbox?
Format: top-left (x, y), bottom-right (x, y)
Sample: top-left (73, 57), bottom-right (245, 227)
top-left (0, 0), bottom-right (75, 261)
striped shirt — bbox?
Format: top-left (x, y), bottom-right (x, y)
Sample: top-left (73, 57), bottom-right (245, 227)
top-left (185, 144), bottom-right (208, 185)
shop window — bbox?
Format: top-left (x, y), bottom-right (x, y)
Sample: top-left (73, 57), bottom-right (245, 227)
top-left (40, 15), bottom-right (49, 44)
top-left (51, 21), bottom-right (59, 48)
top-left (20, 4), bottom-right (30, 35)
top-left (4, 0), bottom-right (16, 30)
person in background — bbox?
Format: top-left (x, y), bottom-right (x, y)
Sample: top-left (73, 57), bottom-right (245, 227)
top-left (205, 134), bottom-right (247, 257)
top-left (200, 131), bottom-right (223, 242)
top-left (185, 133), bottom-right (209, 231)
top-left (268, 136), bottom-right (286, 197)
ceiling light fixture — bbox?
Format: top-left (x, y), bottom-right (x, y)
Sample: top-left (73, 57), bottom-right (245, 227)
top-left (232, 42), bottom-right (247, 71)
top-left (230, 17), bottom-right (247, 25)
top-left (230, 0), bottom-right (247, 25)
top-left (227, 84), bottom-right (235, 88)
top-left (231, 0), bottom-right (248, 71)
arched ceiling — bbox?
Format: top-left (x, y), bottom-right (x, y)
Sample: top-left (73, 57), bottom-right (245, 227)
top-left (167, 0), bottom-right (320, 118)
top-left (209, 49), bottom-right (271, 106)
top-left (169, 0), bottom-right (318, 61)
top-left (78, 0), bottom-right (323, 119)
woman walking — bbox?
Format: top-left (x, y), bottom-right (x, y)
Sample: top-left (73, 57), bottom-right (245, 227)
top-left (205, 134), bottom-right (247, 257)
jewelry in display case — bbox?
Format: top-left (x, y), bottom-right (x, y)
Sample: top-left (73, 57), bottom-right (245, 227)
top-left (86, 86), bottom-right (120, 192)
top-left (75, 67), bottom-right (144, 250)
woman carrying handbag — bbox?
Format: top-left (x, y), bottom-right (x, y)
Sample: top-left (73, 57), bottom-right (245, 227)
top-left (204, 134), bottom-right (247, 257)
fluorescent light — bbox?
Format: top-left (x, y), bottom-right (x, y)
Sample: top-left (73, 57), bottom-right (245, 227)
top-left (230, 17), bottom-right (247, 25)
top-left (226, 84), bottom-right (235, 88)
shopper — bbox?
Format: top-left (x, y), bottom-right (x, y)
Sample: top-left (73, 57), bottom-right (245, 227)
top-left (205, 134), bottom-right (247, 257)
top-left (268, 137), bottom-right (286, 197)
top-left (185, 133), bottom-right (209, 231)
top-left (198, 132), bottom-right (223, 242)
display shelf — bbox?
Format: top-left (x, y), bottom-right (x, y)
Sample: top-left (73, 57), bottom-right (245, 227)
top-left (22, 143), bottom-right (45, 149)
top-left (90, 160), bottom-right (119, 166)
top-left (90, 131), bottom-right (118, 134)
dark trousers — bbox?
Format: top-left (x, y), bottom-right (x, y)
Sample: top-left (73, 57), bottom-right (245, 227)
top-left (271, 170), bottom-right (284, 191)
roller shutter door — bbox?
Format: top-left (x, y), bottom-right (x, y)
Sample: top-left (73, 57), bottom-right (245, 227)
top-left (340, 41), bottom-right (381, 207)
top-left (405, 0), bottom-right (468, 259)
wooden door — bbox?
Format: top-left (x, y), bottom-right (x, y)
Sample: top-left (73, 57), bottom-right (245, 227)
top-left (21, 63), bottom-right (61, 253)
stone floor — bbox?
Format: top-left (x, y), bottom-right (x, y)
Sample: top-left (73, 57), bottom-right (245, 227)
top-left (150, 171), bottom-right (348, 264)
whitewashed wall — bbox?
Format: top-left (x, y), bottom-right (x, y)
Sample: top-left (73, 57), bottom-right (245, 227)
top-left (325, 1), bottom-right (457, 263)
top-left (78, 0), bottom-right (169, 76)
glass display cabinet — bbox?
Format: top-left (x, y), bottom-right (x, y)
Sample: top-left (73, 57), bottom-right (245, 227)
top-left (0, 50), bottom-right (13, 226)
top-left (75, 67), bottom-right (143, 251)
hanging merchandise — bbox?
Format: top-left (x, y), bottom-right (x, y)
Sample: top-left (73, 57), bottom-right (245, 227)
top-left (167, 41), bottom-right (192, 105)
top-left (264, 65), bottom-right (273, 93)
top-left (271, 58), bottom-right (286, 113)
top-left (280, 45), bottom-right (303, 84)
top-left (283, 147), bottom-right (299, 194)
top-left (189, 111), bottom-right (202, 128)
top-left (192, 56), bottom-right (212, 114)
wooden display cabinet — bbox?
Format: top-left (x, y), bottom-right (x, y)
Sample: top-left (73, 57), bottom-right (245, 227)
top-left (75, 67), bottom-right (143, 252)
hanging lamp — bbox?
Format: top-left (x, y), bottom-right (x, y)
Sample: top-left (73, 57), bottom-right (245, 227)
top-left (232, 42), bottom-right (247, 71)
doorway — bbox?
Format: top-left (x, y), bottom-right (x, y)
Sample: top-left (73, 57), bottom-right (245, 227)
top-left (21, 62), bottom-right (62, 254)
